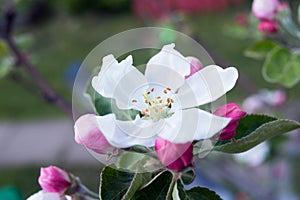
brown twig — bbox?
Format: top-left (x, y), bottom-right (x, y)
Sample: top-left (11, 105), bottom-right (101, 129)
top-left (1, 5), bottom-right (73, 118)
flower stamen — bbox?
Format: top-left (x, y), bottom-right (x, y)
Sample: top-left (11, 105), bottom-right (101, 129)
top-left (138, 87), bottom-right (175, 122)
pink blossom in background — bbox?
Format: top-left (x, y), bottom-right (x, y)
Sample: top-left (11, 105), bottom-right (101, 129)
top-left (242, 89), bottom-right (286, 113)
top-left (258, 19), bottom-right (278, 34)
top-left (252, 0), bottom-right (279, 20)
top-left (214, 103), bottom-right (247, 140)
top-left (260, 89), bottom-right (286, 106)
top-left (132, 0), bottom-right (245, 19)
top-left (270, 90), bottom-right (286, 106)
top-left (74, 114), bottom-right (114, 154)
top-left (155, 137), bottom-right (193, 171)
top-left (242, 95), bottom-right (264, 113)
top-left (185, 56), bottom-right (203, 78)
top-left (38, 166), bottom-right (71, 193)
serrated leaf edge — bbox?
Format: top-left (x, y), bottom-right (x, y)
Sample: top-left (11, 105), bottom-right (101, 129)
top-left (214, 119), bottom-right (300, 153)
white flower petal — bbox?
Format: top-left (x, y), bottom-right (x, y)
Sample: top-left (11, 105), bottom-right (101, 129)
top-left (158, 108), bottom-right (230, 143)
top-left (92, 54), bottom-right (147, 110)
top-left (177, 65), bottom-right (238, 109)
top-left (95, 114), bottom-right (164, 148)
top-left (27, 190), bottom-right (67, 200)
top-left (145, 44), bottom-right (190, 91)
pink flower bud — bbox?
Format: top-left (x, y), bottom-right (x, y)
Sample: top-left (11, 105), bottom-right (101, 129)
top-left (185, 56), bottom-right (203, 79)
top-left (252, 0), bottom-right (279, 20)
top-left (242, 95), bottom-right (264, 113)
top-left (74, 114), bottom-right (113, 154)
top-left (214, 103), bottom-right (247, 140)
top-left (258, 20), bottom-right (278, 34)
top-left (154, 137), bottom-right (193, 171)
top-left (38, 166), bottom-right (71, 193)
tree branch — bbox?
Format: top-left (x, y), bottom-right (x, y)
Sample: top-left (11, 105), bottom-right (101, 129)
top-left (1, 6), bottom-right (73, 118)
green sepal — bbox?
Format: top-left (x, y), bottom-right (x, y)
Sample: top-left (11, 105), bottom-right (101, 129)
top-left (85, 77), bottom-right (138, 120)
top-left (181, 169), bottom-right (195, 185)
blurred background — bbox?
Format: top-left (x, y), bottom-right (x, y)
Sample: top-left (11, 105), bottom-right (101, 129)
top-left (0, 0), bottom-right (300, 199)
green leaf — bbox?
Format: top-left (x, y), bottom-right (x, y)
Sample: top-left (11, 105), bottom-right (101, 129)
top-left (216, 114), bottom-right (277, 146)
top-left (262, 46), bottom-right (291, 81)
top-left (262, 46), bottom-right (300, 87)
top-left (99, 166), bottom-right (151, 200)
top-left (245, 40), bottom-right (278, 60)
top-left (176, 180), bottom-right (222, 200)
top-left (277, 54), bottom-right (300, 87)
top-left (133, 171), bottom-right (174, 200)
top-left (214, 117), bottom-right (300, 153)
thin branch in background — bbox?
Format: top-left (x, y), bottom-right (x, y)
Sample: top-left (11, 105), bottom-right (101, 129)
top-left (0, 4), bottom-right (73, 118)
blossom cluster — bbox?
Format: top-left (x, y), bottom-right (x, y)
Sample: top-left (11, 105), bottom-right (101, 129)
top-left (251, 0), bottom-right (287, 34)
top-left (74, 44), bottom-right (246, 172)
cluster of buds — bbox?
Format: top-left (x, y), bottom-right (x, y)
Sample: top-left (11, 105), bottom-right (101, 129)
top-left (252, 0), bottom-right (287, 34)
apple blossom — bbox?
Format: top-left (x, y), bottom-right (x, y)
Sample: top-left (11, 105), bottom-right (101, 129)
top-left (252, 0), bottom-right (279, 20)
top-left (260, 89), bottom-right (286, 106)
top-left (154, 137), bottom-right (193, 171)
top-left (38, 166), bottom-right (71, 194)
top-left (213, 103), bottom-right (247, 140)
top-left (92, 44), bottom-right (238, 148)
top-left (258, 20), bottom-right (278, 34)
top-left (74, 114), bottom-right (113, 154)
